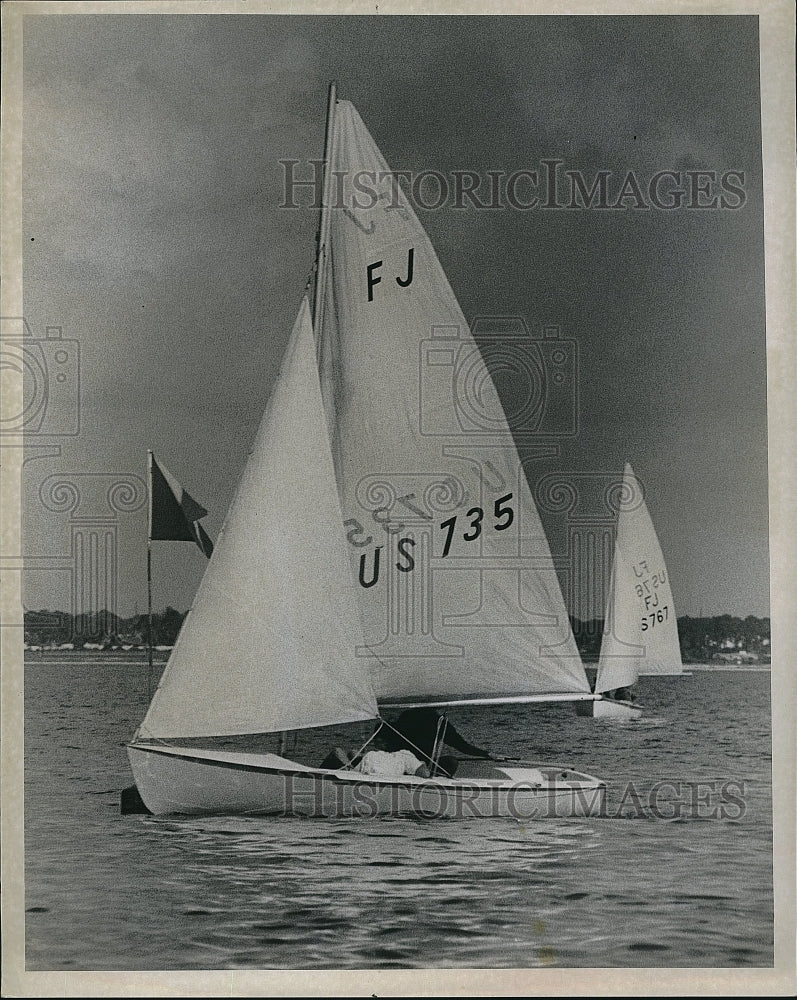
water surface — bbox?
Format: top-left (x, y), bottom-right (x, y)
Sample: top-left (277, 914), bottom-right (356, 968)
top-left (24, 662), bottom-right (773, 969)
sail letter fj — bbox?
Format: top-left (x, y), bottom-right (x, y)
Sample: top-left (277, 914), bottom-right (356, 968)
top-left (150, 454), bottom-right (214, 557)
top-left (594, 462), bottom-right (683, 694)
top-left (317, 101), bottom-right (588, 703)
top-left (138, 299), bottom-right (378, 739)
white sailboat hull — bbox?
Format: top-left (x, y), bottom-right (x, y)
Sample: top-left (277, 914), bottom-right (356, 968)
top-left (575, 696), bottom-right (643, 720)
top-left (127, 744), bottom-right (606, 820)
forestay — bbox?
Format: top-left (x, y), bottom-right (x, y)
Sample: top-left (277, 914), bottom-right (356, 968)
top-left (317, 100), bottom-right (589, 702)
top-left (595, 462), bottom-right (683, 694)
top-left (138, 299), bottom-right (379, 739)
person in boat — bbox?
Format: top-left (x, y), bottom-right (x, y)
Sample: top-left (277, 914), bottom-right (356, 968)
top-left (357, 745), bottom-right (430, 778)
top-left (383, 707), bottom-right (493, 776)
top-left (320, 731), bottom-right (429, 777)
top-left (607, 686), bottom-right (637, 703)
top-left (320, 708), bottom-right (491, 775)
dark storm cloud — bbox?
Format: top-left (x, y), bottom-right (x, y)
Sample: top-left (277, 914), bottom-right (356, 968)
top-left (22, 14), bottom-right (768, 616)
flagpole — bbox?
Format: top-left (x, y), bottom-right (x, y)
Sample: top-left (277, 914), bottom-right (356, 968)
top-left (311, 80), bottom-right (337, 332)
top-left (147, 449), bottom-right (154, 701)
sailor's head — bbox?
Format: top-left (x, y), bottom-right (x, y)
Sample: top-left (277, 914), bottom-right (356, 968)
top-left (397, 707), bottom-right (442, 729)
top-left (374, 723), bottom-right (411, 753)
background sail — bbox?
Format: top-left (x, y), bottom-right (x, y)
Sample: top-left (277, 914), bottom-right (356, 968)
top-left (318, 100), bottom-right (588, 701)
top-left (595, 462), bottom-right (683, 694)
top-left (139, 299), bottom-right (378, 738)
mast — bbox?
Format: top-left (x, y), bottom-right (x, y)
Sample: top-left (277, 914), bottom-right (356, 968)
top-left (279, 81), bottom-right (337, 752)
top-left (311, 81), bottom-right (337, 332)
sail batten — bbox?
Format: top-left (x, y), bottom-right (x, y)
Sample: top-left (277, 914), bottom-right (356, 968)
top-left (319, 100), bottom-right (589, 701)
top-left (594, 462), bottom-right (683, 694)
top-left (139, 298), bottom-right (378, 739)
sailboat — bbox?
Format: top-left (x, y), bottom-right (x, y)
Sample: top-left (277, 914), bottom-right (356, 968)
top-left (126, 85), bottom-right (607, 818)
top-left (577, 462), bottom-right (684, 720)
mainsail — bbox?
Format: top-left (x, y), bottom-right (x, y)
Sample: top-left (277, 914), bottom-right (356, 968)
top-left (594, 462), bottom-right (683, 694)
top-left (138, 298), bottom-right (379, 738)
top-left (316, 100), bottom-right (589, 703)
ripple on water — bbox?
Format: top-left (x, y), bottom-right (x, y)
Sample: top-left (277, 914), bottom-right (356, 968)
top-left (23, 665), bottom-right (774, 970)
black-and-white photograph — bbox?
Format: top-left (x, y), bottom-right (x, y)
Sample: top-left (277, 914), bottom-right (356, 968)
top-left (2, 1), bottom-right (794, 994)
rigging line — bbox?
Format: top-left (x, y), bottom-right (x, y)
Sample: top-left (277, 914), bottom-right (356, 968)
top-left (430, 717), bottom-right (448, 778)
top-left (340, 717), bottom-right (442, 773)
top-left (340, 721), bottom-right (385, 771)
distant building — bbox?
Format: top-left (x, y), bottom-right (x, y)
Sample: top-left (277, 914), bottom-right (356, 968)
top-left (712, 650), bottom-right (759, 664)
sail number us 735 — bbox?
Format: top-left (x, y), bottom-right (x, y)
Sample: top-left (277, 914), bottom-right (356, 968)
top-left (347, 492), bottom-right (515, 588)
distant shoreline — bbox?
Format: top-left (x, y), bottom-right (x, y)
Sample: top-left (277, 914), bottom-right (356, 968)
top-left (23, 611), bottom-right (771, 668)
top-left (21, 649), bottom-right (771, 672)
top-left (22, 649), bottom-right (170, 664)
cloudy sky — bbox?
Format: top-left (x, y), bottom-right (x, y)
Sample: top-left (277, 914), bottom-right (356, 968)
top-left (21, 12), bottom-right (769, 618)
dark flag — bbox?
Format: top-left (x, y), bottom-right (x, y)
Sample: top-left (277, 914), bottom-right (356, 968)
top-left (149, 454), bottom-right (214, 557)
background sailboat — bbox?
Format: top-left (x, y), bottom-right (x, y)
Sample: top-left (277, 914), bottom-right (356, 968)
top-left (126, 85), bottom-right (606, 817)
top-left (578, 462), bottom-right (684, 720)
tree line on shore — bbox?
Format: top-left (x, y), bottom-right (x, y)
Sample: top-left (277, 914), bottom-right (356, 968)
top-left (572, 614), bottom-right (771, 663)
top-left (23, 608), bottom-right (771, 662)
top-left (23, 608), bottom-right (187, 648)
